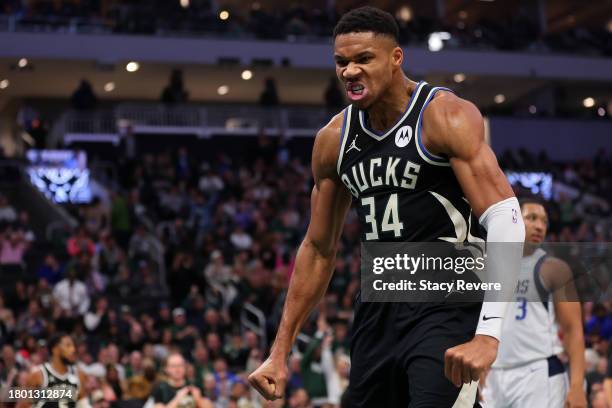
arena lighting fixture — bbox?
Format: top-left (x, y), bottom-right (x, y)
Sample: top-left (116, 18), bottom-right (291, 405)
top-left (219, 10), bottom-right (230, 20)
top-left (598, 108), bottom-right (606, 117)
top-left (0, 79), bottom-right (9, 89)
top-left (241, 70), bottom-right (253, 80)
top-left (217, 85), bottom-right (229, 95)
top-left (104, 82), bottom-right (115, 92)
top-left (583, 97), bottom-right (595, 108)
top-left (125, 61), bottom-right (139, 72)
top-left (494, 94), bottom-right (506, 104)
top-left (18, 58), bottom-right (28, 68)
top-left (529, 105), bottom-right (537, 114)
top-left (180, 0), bottom-right (189, 8)
top-left (453, 73), bottom-right (466, 83)
top-left (428, 32), bottom-right (451, 52)
top-left (396, 6), bottom-right (413, 23)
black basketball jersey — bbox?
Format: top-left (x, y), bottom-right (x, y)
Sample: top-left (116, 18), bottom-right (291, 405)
top-left (34, 363), bottom-right (79, 408)
top-left (337, 81), bottom-right (485, 243)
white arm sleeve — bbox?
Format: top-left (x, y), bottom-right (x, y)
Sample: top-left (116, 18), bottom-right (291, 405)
top-left (475, 197), bottom-right (525, 341)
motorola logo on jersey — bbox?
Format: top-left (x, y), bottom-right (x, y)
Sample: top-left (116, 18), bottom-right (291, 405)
top-left (395, 126), bottom-right (413, 148)
top-left (340, 156), bottom-right (421, 198)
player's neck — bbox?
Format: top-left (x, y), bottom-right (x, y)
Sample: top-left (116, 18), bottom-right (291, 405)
top-left (50, 357), bottom-right (68, 374)
top-left (366, 76), bottom-right (416, 132)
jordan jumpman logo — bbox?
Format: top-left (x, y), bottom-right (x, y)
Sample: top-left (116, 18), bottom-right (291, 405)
top-left (346, 134), bottom-right (362, 153)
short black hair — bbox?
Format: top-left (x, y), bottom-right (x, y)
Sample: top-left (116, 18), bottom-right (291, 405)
top-left (48, 332), bottom-right (70, 351)
top-left (333, 6), bottom-right (399, 43)
top-left (518, 196), bottom-right (546, 211)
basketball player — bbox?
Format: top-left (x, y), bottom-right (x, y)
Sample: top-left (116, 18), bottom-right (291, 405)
top-left (248, 6), bottom-right (525, 407)
top-left (18, 333), bottom-right (87, 408)
top-left (481, 198), bottom-right (587, 408)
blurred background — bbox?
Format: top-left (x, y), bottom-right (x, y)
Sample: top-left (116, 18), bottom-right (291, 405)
top-left (0, 0), bottom-right (610, 407)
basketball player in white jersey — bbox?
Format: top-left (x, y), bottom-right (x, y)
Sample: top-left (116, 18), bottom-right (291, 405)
top-left (481, 198), bottom-right (587, 408)
top-left (18, 333), bottom-right (87, 408)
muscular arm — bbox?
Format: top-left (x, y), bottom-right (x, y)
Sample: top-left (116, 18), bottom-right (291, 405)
top-left (424, 91), bottom-right (525, 387)
top-left (543, 258), bottom-right (586, 404)
top-left (423, 92), bottom-right (513, 215)
top-left (249, 113), bottom-right (352, 400)
top-left (270, 115), bottom-right (352, 357)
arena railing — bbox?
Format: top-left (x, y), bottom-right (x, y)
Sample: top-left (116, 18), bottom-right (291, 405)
top-left (59, 104), bottom-right (331, 146)
top-left (241, 302), bottom-right (267, 350)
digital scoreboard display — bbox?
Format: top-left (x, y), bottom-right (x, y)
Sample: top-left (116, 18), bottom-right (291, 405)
top-left (26, 150), bottom-right (92, 204)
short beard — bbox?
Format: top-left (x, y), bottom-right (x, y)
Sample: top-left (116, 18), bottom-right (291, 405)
top-left (60, 356), bottom-right (73, 366)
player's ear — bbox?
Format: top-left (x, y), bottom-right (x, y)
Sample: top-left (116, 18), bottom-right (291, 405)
top-left (392, 46), bottom-right (403, 68)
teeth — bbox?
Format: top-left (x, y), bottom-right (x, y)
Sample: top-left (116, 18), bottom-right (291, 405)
top-left (351, 85), bottom-right (364, 94)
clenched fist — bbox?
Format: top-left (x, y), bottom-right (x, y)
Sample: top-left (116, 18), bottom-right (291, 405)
top-left (248, 356), bottom-right (289, 401)
top-left (444, 335), bottom-right (498, 387)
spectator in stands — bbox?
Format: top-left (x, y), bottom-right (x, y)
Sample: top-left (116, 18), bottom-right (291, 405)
top-left (95, 232), bottom-right (123, 277)
top-left (0, 296), bottom-right (16, 345)
top-left (0, 195), bottom-right (17, 224)
top-left (168, 252), bottom-right (201, 304)
top-left (198, 166), bottom-right (224, 195)
top-left (161, 69), bottom-right (188, 105)
top-left (53, 268), bottom-right (91, 318)
top-left (0, 344), bottom-right (21, 387)
top-left (81, 197), bottom-right (109, 235)
top-left (67, 226), bottom-right (96, 258)
top-left (204, 250), bottom-right (231, 287)
top-left (192, 343), bottom-right (212, 386)
top-left (14, 211), bottom-right (35, 243)
top-left (259, 77), bottom-right (279, 107)
top-left (128, 224), bottom-right (159, 262)
top-left (123, 358), bottom-right (157, 406)
top-left (125, 351), bottom-right (143, 379)
top-left (15, 300), bottom-right (46, 339)
top-left (288, 388), bottom-right (312, 408)
top-left (603, 355), bottom-right (612, 406)
top-left (0, 228), bottom-right (29, 265)
top-left (587, 304), bottom-right (612, 341)
top-left (586, 352), bottom-right (607, 395)
top-left (286, 353), bottom-right (304, 393)
top-left (299, 314), bottom-right (335, 406)
top-left (104, 363), bottom-right (123, 402)
top-left (71, 79), bottom-right (98, 111)
top-left (151, 351), bottom-right (213, 408)
top-left (36, 253), bottom-right (63, 285)
top-left (170, 308), bottom-right (198, 354)
top-left (110, 191), bottom-right (132, 248)
top-left (230, 226), bottom-right (252, 251)
top-left (212, 357), bottom-right (238, 402)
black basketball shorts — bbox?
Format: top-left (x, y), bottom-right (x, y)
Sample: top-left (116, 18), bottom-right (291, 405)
top-left (347, 301), bottom-right (482, 408)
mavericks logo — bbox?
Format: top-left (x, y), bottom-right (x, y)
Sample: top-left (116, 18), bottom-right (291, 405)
top-left (395, 126), bottom-right (412, 148)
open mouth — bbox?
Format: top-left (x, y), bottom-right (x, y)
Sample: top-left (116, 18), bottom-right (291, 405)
top-left (349, 83), bottom-right (364, 94)
top-left (346, 82), bottom-right (367, 101)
